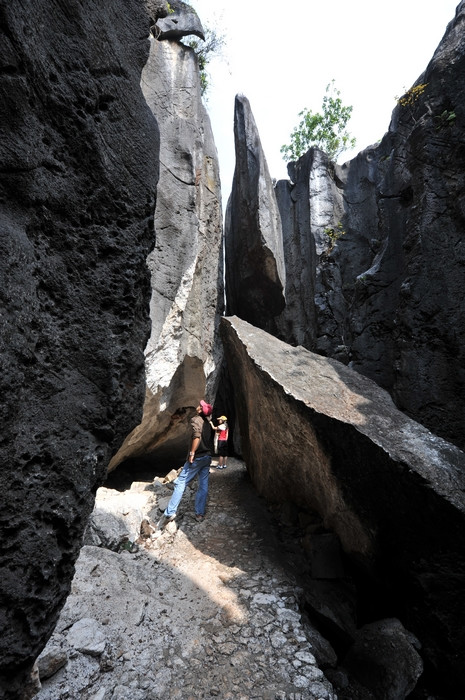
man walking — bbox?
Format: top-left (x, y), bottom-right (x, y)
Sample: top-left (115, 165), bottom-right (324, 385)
top-left (157, 400), bottom-right (214, 529)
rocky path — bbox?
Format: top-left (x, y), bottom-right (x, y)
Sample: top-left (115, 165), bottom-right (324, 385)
top-left (36, 457), bottom-right (337, 700)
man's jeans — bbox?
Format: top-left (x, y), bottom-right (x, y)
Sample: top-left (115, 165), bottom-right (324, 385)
top-left (164, 454), bottom-right (211, 517)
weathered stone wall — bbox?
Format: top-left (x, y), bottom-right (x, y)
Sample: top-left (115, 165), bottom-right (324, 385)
top-left (0, 0), bottom-right (158, 695)
top-left (274, 150), bottom-right (343, 352)
top-left (109, 22), bottom-right (224, 473)
top-left (272, 3), bottom-right (465, 451)
top-left (221, 315), bottom-right (465, 694)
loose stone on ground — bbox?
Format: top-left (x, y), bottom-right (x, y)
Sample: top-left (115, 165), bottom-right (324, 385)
top-left (35, 458), bottom-right (337, 699)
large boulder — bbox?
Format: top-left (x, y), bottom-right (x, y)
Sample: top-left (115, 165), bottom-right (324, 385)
top-left (109, 21), bottom-right (224, 473)
top-left (0, 0), bottom-right (158, 696)
top-left (273, 2), bottom-right (465, 451)
top-left (154, 0), bottom-right (205, 41)
top-left (342, 618), bottom-right (423, 700)
top-left (225, 94), bottom-right (286, 329)
top-left (220, 315), bottom-right (465, 695)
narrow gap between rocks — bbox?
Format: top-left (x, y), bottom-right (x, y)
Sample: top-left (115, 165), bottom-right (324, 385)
top-left (38, 458), bottom-right (441, 698)
top-left (105, 456), bottom-right (431, 699)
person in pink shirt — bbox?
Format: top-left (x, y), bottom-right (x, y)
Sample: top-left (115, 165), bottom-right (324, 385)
top-left (213, 415), bottom-right (229, 469)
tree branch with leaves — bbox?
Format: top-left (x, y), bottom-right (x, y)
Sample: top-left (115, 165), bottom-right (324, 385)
top-left (281, 80), bottom-right (356, 162)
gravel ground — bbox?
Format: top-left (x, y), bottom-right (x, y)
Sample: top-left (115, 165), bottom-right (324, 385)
top-left (36, 457), bottom-right (337, 700)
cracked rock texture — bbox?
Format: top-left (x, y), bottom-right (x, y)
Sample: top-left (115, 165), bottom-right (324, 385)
top-left (221, 315), bottom-right (465, 695)
top-left (109, 21), bottom-right (224, 473)
top-left (0, 0), bottom-right (158, 696)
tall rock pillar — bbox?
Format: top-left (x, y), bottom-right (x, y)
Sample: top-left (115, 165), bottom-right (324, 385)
top-left (110, 14), bottom-right (224, 471)
top-left (272, 3), bottom-right (465, 451)
top-left (225, 94), bottom-right (286, 330)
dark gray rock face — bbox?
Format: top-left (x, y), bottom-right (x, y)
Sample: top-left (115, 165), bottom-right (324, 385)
top-left (273, 3), bottom-right (465, 451)
top-left (221, 315), bottom-right (465, 695)
top-left (225, 94), bottom-right (286, 329)
top-left (155, 0), bottom-right (205, 40)
top-left (0, 0), bottom-right (158, 695)
top-left (109, 27), bottom-right (224, 472)
top-left (342, 619), bottom-right (423, 700)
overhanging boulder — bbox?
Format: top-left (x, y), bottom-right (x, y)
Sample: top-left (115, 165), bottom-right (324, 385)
top-left (154, 0), bottom-right (205, 41)
top-left (221, 315), bottom-right (465, 693)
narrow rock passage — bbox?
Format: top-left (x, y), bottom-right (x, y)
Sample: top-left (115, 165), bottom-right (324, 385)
top-left (37, 458), bottom-right (336, 699)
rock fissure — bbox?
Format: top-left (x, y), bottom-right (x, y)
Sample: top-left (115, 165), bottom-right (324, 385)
top-left (159, 158), bottom-right (196, 186)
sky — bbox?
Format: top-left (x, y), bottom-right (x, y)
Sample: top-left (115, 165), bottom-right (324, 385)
top-left (188, 0), bottom-right (460, 206)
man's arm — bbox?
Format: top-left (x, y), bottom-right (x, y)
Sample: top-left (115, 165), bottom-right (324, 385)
top-left (188, 436), bottom-right (200, 463)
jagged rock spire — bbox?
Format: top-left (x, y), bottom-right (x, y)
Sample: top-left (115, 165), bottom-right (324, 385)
top-left (225, 94), bottom-right (286, 330)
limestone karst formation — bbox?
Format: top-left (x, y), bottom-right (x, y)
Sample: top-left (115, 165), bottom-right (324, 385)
top-left (0, 0), bottom-right (160, 696)
top-left (1, 0), bottom-right (465, 697)
top-left (221, 315), bottom-right (465, 695)
top-left (224, 94), bottom-right (286, 330)
top-left (226, 5), bottom-right (465, 454)
top-left (1, 0), bottom-right (224, 695)
top-left (108, 3), bottom-right (224, 474)
top-left (222, 2), bottom-right (465, 693)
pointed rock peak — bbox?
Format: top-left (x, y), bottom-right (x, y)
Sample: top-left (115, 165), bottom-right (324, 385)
top-left (233, 93), bottom-right (262, 150)
top-left (155, 0), bottom-right (205, 41)
top-left (225, 94), bottom-right (286, 329)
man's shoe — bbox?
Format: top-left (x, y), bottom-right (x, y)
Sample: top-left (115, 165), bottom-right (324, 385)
top-left (156, 513), bottom-right (175, 530)
top-left (194, 514), bottom-right (205, 522)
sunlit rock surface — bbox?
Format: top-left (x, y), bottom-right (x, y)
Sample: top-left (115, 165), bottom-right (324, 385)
top-left (221, 315), bottom-right (465, 694)
top-left (109, 23), bottom-right (223, 473)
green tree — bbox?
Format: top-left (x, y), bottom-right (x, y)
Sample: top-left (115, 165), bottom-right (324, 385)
top-left (281, 80), bottom-right (356, 162)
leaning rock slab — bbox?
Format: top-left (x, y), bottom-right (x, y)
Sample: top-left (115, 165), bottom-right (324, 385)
top-left (225, 94), bottom-right (286, 329)
top-left (220, 315), bottom-right (465, 694)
